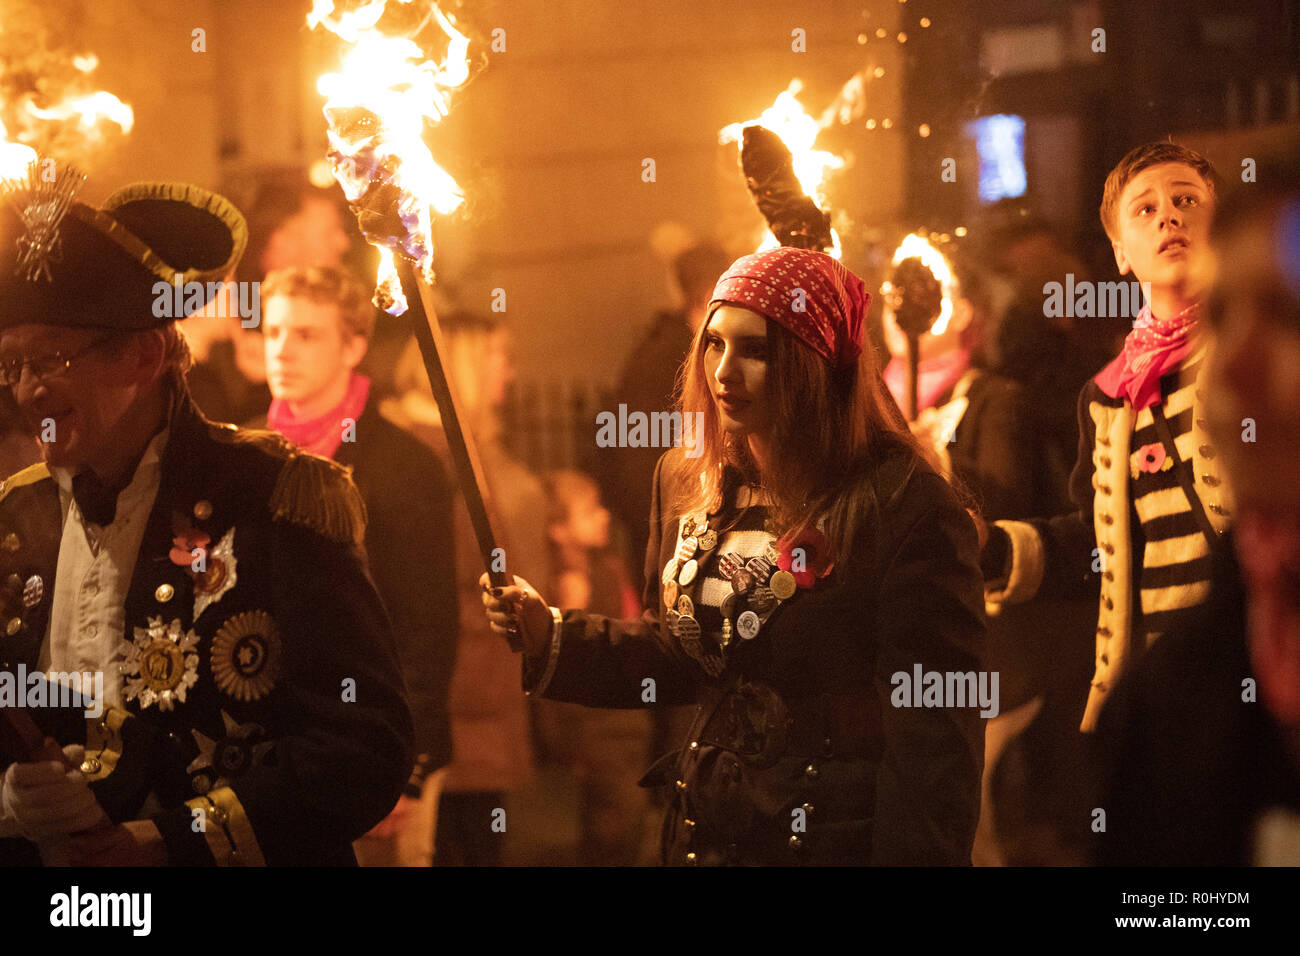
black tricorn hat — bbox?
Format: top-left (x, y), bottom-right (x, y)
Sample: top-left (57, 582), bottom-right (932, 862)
top-left (0, 171), bottom-right (247, 332)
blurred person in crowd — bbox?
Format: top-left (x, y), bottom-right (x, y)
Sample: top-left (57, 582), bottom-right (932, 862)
top-left (599, 240), bottom-right (732, 798)
top-left (482, 247), bottom-right (985, 865)
top-left (881, 251), bottom-right (1094, 863)
top-left (603, 240), bottom-right (733, 582)
top-left (259, 266), bottom-right (458, 866)
top-left (977, 143), bottom-right (1232, 742)
top-left (0, 180), bottom-right (410, 865)
top-left (537, 469), bottom-right (655, 865)
top-left (383, 312), bottom-right (548, 866)
top-left (977, 199), bottom-right (1123, 363)
top-left (1096, 166), bottom-right (1300, 865)
top-left (187, 169), bottom-right (355, 424)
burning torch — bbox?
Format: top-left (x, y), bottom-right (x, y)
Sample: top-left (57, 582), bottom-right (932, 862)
top-left (310, 1), bottom-right (524, 649)
top-left (881, 234), bottom-right (955, 421)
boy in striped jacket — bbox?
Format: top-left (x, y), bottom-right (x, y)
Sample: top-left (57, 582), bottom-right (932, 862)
top-left (980, 142), bottom-right (1232, 731)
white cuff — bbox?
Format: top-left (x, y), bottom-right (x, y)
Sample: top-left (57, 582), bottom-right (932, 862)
top-left (985, 520), bottom-right (1045, 605)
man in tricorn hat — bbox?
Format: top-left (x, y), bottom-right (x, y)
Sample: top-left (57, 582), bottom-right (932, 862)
top-left (0, 165), bottom-right (413, 865)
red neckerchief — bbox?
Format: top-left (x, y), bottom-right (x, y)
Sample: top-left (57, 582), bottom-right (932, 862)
top-left (267, 373), bottom-right (370, 460)
top-left (1094, 302), bottom-right (1201, 410)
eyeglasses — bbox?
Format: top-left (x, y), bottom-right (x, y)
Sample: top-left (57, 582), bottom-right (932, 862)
top-left (0, 335), bottom-right (120, 387)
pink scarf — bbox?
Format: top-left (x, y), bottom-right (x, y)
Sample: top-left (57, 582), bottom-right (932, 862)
top-left (1094, 302), bottom-right (1201, 411)
top-left (883, 349), bottom-right (971, 415)
top-left (267, 373), bottom-right (370, 460)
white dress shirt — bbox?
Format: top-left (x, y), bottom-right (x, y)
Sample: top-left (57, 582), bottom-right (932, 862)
top-left (38, 428), bottom-right (170, 711)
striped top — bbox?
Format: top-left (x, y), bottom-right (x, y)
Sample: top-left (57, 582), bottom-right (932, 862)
top-left (688, 490), bottom-right (779, 640)
top-left (1128, 353), bottom-right (1214, 646)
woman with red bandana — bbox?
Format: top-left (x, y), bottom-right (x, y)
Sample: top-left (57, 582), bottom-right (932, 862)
top-left (481, 247), bottom-right (987, 865)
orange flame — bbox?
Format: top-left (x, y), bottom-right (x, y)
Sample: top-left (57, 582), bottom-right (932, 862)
top-left (881, 233), bottom-right (956, 334)
top-left (720, 80), bottom-right (844, 258)
top-left (0, 52), bottom-right (133, 180)
top-left (309, 0), bottom-right (471, 314)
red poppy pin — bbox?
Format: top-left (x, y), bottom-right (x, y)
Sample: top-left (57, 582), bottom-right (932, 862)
top-left (776, 527), bottom-right (834, 589)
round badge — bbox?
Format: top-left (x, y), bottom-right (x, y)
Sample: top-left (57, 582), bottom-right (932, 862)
top-left (673, 614), bottom-right (701, 642)
top-left (663, 580), bottom-right (679, 608)
top-left (730, 568), bottom-right (756, 595)
top-left (736, 610), bottom-right (761, 640)
top-left (749, 585), bottom-right (777, 615)
top-left (720, 592), bottom-right (739, 619)
top-left (193, 500), bottom-right (214, 521)
top-left (22, 575), bottom-right (43, 609)
top-left (770, 570), bottom-right (797, 600)
top-left (154, 583), bottom-right (175, 603)
top-left (763, 542), bottom-right (781, 565)
top-left (681, 516), bottom-right (696, 537)
top-left (675, 594), bottom-right (695, 617)
top-left (746, 555), bottom-right (774, 581)
top-left (677, 536), bottom-right (699, 561)
top-left (665, 608), bottom-right (681, 628)
top-left (718, 552), bottom-right (743, 579)
top-left (662, 559), bottom-right (680, 586)
top-left (211, 611), bottom-right (283, 702)
top-left (6, 617), bottom-right (20, 636)
top-left (139, 642), bottom-right (186, 692)
top-left (678, 558), bottom-right (699, 586)
top-left (697, 530), bottom-right (718, 552)
top-left (213, 738), bottom-right (253, 776)
top-left (194, 557), bottom-right (228, 595)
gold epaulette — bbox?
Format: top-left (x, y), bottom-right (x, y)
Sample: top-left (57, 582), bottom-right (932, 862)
top-left (0, 462), bottom-right (51, 503)
top-left (269, 452), bottom-right (368, 548)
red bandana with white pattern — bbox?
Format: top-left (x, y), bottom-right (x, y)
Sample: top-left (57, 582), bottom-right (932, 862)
top-left (708, 248), bottom-right (869, 367)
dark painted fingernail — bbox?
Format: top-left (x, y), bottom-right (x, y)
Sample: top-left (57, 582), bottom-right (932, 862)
top-left (491, 587), bottom-right (503, 597)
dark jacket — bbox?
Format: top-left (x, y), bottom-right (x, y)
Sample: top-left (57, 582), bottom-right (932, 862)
top-left (1093, 534), bottom-right (1300, 865)
top-left (335, 402), bottom-right (458, 781)
top-left (528, 443), bottom-right (987, 865)
top-left (0, 391), bottom-right (413, 865)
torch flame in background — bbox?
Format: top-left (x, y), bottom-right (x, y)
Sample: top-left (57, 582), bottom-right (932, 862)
top-left (720, 79), bottom-right (844, 258)
top-left (881, 232), bottom-right (956, 335)
top-left (309, 0), bottom-right (471, 315)
top-left (0, 54), bottom-right (133, 180)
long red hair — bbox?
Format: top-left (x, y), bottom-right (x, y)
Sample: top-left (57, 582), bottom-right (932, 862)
top-left (672, 306), bottom-right (928, 569)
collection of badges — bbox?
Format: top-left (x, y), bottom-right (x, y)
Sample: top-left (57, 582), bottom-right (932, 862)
top-left (662, 513), bottom-right (800, 677)
top-left (118, 503), bottom-right (282, 723)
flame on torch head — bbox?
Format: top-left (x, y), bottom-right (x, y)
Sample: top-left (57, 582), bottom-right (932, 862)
top-left (721, 80), bottom-right (844, 258)
top-left (881, 233), bottom-right (957, 335)
top-left (310, 0), bottom-right (472, 315)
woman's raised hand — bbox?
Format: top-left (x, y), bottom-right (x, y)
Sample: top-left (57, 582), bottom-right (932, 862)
top-left (478, 573), bottom-right (553, 657)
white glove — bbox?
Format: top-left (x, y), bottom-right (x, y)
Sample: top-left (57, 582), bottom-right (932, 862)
top-left (0, 744), bottom-right (108, 841)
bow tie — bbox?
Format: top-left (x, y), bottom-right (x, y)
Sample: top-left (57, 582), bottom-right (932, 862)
top-left (72, 470), bottom-right (125, 527)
